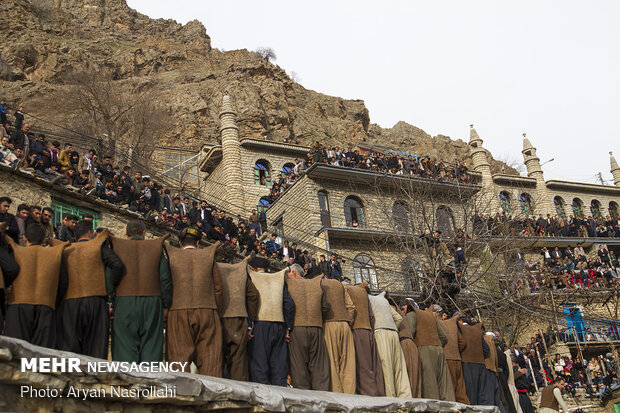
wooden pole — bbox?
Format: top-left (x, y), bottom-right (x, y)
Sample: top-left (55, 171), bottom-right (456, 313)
top-left (550, 290), bottom-right (560, 343)
top-left (535, 345), bottom-right (548, 387)
top-left (527, 357), bottom-right (539, 393)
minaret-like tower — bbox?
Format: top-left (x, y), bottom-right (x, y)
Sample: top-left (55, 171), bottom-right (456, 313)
top-left (469, 124), bottom-right (492, 178)
top-left (219, 92), bottom-right (244, 216)
top-left (521, 133), bottom-right (552, 214)
top-left (522, 133), bottom-right (544, 180)
top-left (611, 152), bottom-right (620, 186)
top-left (468, 124), bottom-right (497, 212)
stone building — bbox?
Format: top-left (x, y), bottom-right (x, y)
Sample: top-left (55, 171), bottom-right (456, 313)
top-left (196, 94), bottom-right (620, 293)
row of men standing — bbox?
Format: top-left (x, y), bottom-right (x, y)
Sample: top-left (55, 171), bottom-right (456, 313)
top-left (0, 220), bottom-right (513, 410)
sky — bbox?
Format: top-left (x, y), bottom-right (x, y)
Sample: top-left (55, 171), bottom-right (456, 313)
top-left (127, 0), bottom-right (619, 183)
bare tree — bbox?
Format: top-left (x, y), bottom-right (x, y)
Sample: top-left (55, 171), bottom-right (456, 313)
top-left (255, 47), bottom-right (277, 62)
top-left (65, 69), bottom-right (170, 165)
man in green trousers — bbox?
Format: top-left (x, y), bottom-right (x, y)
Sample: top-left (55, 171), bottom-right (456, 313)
top-left (110, 220), bottom-right (171, 362)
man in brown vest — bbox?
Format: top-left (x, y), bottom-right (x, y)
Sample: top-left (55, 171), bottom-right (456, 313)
top-left (391, 298), bottom-right (421, 398)
top-left (405, 303), bottom-right (455, 401)
top-left (217, 256), bottom-right (256, 381)
top-left (285, 263), bottom-right (330, 390)
top-left (165, 228), bottom-right (223, 376)
top-left (109, 220), bottom-right (171, 362)
top-left (4, 223), bottom-right (68, 348)
top-left (322, 277), bottom-right (356, 394)
top-left (538, 377), bottom-right (568, 413)
top-left (459, 320), bottom-right (490, 405)
top-left (57, 220), bottom-right (124, 358)
top-left (482, 332), bottom-right (506, 413)
top-left (368, 292), bottom-right (411, 398)
top-left (344, 282), bottom-right (385, 396)
top-left (0, 222), bottom-right (20, 335)
top-left (247, 256), bottom-right (295, 386)
top-left (433, 308), bottom-right (470, 404)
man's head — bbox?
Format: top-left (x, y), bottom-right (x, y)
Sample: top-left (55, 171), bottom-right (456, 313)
top-left (288, 263), bottom-right (304, 279)
top-left (81, 213), bottom-right (94, 221)
top-left (319, 254), bottom-right (325, 262)
top-left (0, 196), bottom-right (12, 214)
top-left (200, 201), bottom-right (207, 209)
top-left (126, 219), bottom-right (146, 238)
top-left (16, 203), bottom-right (30, 220)
top-left (30, 205), bottom-right (41, 221)
top-left (179, 227), bottom-right (201, 248)
top-left (291, 242), bottom-right (297, 250)
top-left (249, 256), bottom-right (269, 272)
top-left (41, 207), bottom-right (53, 224)
top-left (74, 220), bottom-right (94, 241)
top-left (554, 377), bottom-right (565, 389)
top-left (62, 213), bottom-right (78, 228)
top-left (64, 143), bottom-right (73, 151)
top-left (270, 233), bottom-right (277, 241)
top-left (22, 123), bottom-right (30, 133)
top-left (24, 223), bottom-right (45, 246)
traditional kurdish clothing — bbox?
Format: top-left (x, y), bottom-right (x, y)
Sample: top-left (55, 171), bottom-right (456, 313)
top-left (110, 235), bottom-right (171, 362)
top-left (4, 236), bottom-right (68, 348)
top-left (505, 349), bottom-right (523, 413)
top-left (538, 384), bottom-right (568, 413)
top-left (165, 242), bottom-right (223, 376)
top-left (217, 257), bottom-right (254, 381)
top-left (247, 268), bottom-right (295, 386)
top-left (482, 334), bottom-right (506, 413)
top-left (438, 316), bottom-right (470, 404)
top-left (286, 276), bottom-right (330, 390)
top-left (391, 302), bottom-right (421, 398)
top-left (57, 230), bottom-right (124, 358)
top-left (344, 283), bottom-right (385, 396)
top-left (407, 307), bottom-right (455, 401)
top-left (367, 292), bottom-right (411, 398)
top-left (460, 323), bottom-right (490, 405)
top-left (322, 278), bottom-right (356, 394)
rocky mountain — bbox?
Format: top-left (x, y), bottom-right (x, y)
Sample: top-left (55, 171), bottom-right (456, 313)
top-left (0, 0), bottom-right (516, 174)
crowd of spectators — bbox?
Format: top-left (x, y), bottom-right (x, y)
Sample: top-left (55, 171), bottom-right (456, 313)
top-left (474, 213), bottom-right (620, 239)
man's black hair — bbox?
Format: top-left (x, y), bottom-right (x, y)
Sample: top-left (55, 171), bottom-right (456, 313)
top-left (0, 196), bottom-right (12, 204)
top-left (42, 206), bottom-right (53, 214)
top-left (24, 224), bottom-right (45, 245)
top-left (30, 205), bottom-right (41, 211)
top-left (554, 376), bottom-right (565, 384)
top-left (82, 212), bottom-right (94, 220)
top-left (164, 189), bottom-right (170, 194)
top-left (126, 219), bottom-right (146, 236)
top-left (271, 233), bottom-right (277, 237)
top-left (74, 220), bottom-right (94, 240)
top-left (17, 203), bottom-right (30, 212)
top-left (89, 149), bottom-right (96, 155)
top-left (64, 142), bottom-right (73, 147)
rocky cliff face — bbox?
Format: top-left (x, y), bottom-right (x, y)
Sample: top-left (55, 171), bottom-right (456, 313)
top-left (0, 0), bottom-right (515, 173)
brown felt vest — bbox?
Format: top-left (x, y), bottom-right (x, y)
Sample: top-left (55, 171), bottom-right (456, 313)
top-left (344, 284), bottom-right (371, 330)
top-left (166, 242), bottom-right (219, 310)
top-left (217, 257), bottom-right (249, 318)
top-left (413, 308), bottom-right (441, 346)
top-left (63, 230), bottom-right (109, 300)
top-left (6, 236), bottom-right (68, 308)
top-left (249, 268), bottom-right (286, 322)
top-left (396, 309), bottom-right (414, 340)
top-left (0, 266), bottom-right (4, 291)
top-left (439, 317), bottom-right (461, 360)
top-left (460, 324), bottom-right (485, 364)
top-left (322, 278), bottom-right (349, 322)
top-left (484, 335), bottom-right (498, 372)
top-left (111, 235), bottom-right (168, 297)
top-left (539, 385), bottom-right (559, 411)
top-left (286, 276), bottom-right (323, 327)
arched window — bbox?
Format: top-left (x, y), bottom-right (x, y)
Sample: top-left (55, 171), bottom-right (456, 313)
top-left (554, 196), bottom-right (566, 218)
top-left (519, 193), bottom-right (533, 216)
top-left (392, 201), bottom-right (411, 232)
top-left (590, 200), bottom-right (602, 218)
top-left (254, 159), bottom-right (271, 186)
top-left (282, 162), bottom-right (295, 175)
top-left (318, 191), bottom-right (331, 227)
top-left (610, 202), bottom-right (619, 220)
top-left (572, 198), bottom-right (584, 218)
top-left (257, 197), bottom-right (271, 214)
top-left (344, 196), bottom-right (365, 227)
top-left (499, 191), bottom-right (512, 214)
top-left (402, 259), bottom-right (423, 292)
top-left (435, 206), bottom-right (454, 236)
top-left (353, 254), bottom-right (378, 289)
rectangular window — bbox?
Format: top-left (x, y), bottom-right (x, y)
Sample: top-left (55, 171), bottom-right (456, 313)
top-left (163, 152), bottom-right (199, 184)
top-left (51, 198), bottom-right (100, 228)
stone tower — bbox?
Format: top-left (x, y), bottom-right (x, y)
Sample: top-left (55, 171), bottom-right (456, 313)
top-left (611, 152), bottom-right (620, 187)
top-left (468, 124), bottom-right (497, 212)
top-left (219, 92), bottom-right (244, 217)
top-left (521, 134), bottom-right (552, 214)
